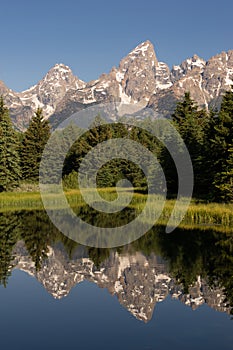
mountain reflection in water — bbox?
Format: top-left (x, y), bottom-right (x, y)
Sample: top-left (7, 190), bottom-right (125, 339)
top-left (0, 209), bottom-right (232, 322)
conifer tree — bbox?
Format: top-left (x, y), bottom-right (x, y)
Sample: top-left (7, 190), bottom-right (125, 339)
top-left (213, 146), bottom-right (233, 202)
top-left (207, 88), bottom-right (233, 201)
top-left (21, 108), bottom-right (51, 182)
top-left (171, 92), bottom-right (209, 196)
top-left (172, 92), bottom-right (198, 124)
top-left (0, 97), bottom-right (21, 191)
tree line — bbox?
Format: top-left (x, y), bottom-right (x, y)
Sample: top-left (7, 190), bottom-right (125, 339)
top-left (0, 88), bottom-right (232, 202)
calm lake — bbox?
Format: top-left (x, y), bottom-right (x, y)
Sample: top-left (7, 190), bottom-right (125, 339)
top-left (0, 209), bottom-right (232, 350)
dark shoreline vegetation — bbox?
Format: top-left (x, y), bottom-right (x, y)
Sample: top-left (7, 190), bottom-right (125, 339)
top-left (0, 88), bottom-right (232, 202)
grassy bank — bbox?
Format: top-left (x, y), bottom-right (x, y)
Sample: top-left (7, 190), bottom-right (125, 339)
top-left (0, 189), bottom-right (232, 230)
top-left (0, 188), bottom-right (121, 211)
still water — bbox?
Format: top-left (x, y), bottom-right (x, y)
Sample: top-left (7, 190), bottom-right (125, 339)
top-left (0, 209), bottom-right (232, 350)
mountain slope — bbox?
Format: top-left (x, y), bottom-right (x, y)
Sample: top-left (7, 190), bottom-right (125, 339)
top-left (1, 41), bottom-right (233, 130)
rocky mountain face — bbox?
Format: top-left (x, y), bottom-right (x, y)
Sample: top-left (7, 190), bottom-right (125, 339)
top-left (2, 41), bottom-right (233, 130)
top-left (1, 64), bottom-right (85, 130)
top-left (13, 241), bottom-right (230, 323)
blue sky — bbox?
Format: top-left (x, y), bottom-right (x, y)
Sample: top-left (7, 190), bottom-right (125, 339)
top-left (1, 0), bottom-right (232, 91)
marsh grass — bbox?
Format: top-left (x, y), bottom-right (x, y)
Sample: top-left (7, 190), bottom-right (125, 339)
top-left (0, 189), bottom-right (232, 230)
top-left (135, 199), bottom-right (233, 227)
top-left (0, 192), bottom-right (44, 211)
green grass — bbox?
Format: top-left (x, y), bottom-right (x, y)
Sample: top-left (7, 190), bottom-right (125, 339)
top-left (134, 197), bottom-right (233, 227)
top-left (0, 189), bottom-right (232, 231)
top-left (0, 191), bottom-right (43, 211)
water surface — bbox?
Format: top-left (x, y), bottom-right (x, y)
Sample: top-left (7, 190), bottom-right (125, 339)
top-left (0, 209), bottom-right (232, 350)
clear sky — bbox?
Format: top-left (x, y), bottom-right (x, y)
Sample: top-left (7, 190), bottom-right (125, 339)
top-left (1, 0), bottom-right (232, 91)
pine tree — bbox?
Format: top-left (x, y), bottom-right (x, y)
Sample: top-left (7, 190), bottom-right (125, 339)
top-left (171, 92), bottom-right (209, 196)
top-left (20, 108), bottom-right (51, 182)
top-left (207, 88), bottom-right (233, 201)
top-left (0, 97), bottom-right (21, 191)
top-left (214, 146), bottom-right (233, 201)
top-left (172, 92), bottom-right (198, 124)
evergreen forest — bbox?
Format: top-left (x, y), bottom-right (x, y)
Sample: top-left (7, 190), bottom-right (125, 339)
top-left (0, 88), bottom-right (232, 203)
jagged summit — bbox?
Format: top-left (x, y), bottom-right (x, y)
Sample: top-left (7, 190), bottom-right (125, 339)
top-left (128, 40), bottom-right (155, 58)
top-left (53, 62), bottom-right (72, 70)
top-left (0, 41), bottom-right (233, 130)
top-left (192, 53), bottom-right (205, 62)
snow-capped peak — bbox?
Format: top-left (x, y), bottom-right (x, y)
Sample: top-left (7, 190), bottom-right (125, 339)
top-left (54, 62), bottom-right (70, 69)
top-left (171, 54), bottom-right (206, 83)
top-left (50, 63), bottom-right (73, 74)
top-left (128, 40), bottom-right (154, 58)
top-left (190, 54), bottom-right (206, 68)
top-left (15, 62), bottom-right (86, 123)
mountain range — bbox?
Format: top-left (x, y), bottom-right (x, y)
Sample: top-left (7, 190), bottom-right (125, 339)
top-left (1, 40), bottom-right (233, 130)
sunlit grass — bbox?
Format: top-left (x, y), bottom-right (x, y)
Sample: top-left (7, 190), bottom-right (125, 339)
top-left (0, 191), bottom-right (43, 211)
top-left (0, 189), bottom-right (232, 231)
